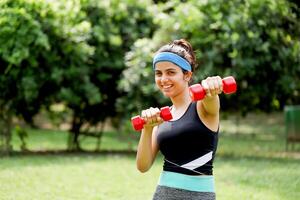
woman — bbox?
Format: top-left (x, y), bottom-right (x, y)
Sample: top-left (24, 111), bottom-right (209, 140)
top-left (136, 39), bottom-right (222, 200)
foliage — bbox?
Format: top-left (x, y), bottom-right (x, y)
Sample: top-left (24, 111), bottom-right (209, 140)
top-left (119, 0), bottom-right (300, 116)
top-left (1, 0), bottom-right (300, 152)
top-left (0, 0), bottom-right (93, 123)
top-left (64, 0), bottom-right (156, 149)
top-left (0, 0), bottom-right (95, 151)
top-left (117, 38), bottom-right (165, 118)
top-left (0, 0), bottom-right (156, 151)
top-left (75, 0), bottom-right (156, 125)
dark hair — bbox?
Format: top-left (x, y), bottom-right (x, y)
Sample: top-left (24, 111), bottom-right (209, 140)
top-left (156, 39), bottom-right (198, 72)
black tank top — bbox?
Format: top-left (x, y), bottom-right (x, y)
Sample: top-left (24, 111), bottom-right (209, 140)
top-left (156, 102), bottom-right (219, 175)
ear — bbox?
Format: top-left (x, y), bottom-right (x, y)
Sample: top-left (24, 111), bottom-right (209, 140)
top-left (184, 71), bottom-right (193, 82)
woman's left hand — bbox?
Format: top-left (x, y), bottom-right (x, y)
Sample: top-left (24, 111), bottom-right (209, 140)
top-left (201, 76), bottom-right (223, 98)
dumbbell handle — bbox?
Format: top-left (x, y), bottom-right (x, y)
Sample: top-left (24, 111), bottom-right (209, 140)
top-left (131, 106), bottom-right (173, 131)
top-left (189, 76), bottom-right (237, 101)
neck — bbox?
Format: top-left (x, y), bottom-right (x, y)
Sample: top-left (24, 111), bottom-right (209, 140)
top-left (170, 87), bottom-right (192, 110)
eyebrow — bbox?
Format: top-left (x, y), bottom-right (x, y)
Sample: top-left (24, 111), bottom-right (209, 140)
top-left (155, 68), bottom-right (177, 72)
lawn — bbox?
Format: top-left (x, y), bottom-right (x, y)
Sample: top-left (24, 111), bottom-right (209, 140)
top-left (0, 154), bottom-right (299, 200)
top-left (1, 112), bottom-right (299, 200)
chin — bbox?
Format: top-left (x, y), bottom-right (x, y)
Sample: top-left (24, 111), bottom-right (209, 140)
top-left (162, 91), bottom-right (174, 98)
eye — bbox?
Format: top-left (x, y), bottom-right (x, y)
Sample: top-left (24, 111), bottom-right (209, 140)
top-left (167, 71), bottom-right (176, 75)
top-left (155, 71), bottom-right (162, 76)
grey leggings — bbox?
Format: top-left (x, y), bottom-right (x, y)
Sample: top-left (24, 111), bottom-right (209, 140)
top-left (153, 185), bottom-right (216, 200)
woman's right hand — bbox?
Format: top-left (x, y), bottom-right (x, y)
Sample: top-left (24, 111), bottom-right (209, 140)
top-left (137, 107), bottom-right (161, 172)
top-left (141, 107), bottom-right (164, 129)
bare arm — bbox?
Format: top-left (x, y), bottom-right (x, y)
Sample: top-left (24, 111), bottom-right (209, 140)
top-left (201, 95), bottom-right (220, 116)
top-left (197, 76), bottom-right (222, 131)
top-left (136, 126), bottom-right (159, 173)
top-left (199, 76), bottom-right (222, 116)
top-left (136, 107), bottom-right (162, 173)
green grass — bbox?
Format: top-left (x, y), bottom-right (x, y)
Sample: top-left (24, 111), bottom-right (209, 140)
top-left (214, 157), bottom-right (299, 200)
top-left (11, 129), bottom-right (138, 152)
top-left (0, 154), bottom-right (154, 200)
top-left (1, 112), bottom-right (300, 199)
top-left (0, 154), bottom-right (299, 200)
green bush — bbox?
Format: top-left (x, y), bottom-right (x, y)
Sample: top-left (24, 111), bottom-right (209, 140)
top-left (119, 0), bottom-right (300, 116)
top-left (0, 0), bottom-right (156, 151)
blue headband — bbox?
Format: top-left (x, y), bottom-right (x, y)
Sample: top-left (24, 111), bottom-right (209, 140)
top-left (153, 52), bottom-right (192, 71)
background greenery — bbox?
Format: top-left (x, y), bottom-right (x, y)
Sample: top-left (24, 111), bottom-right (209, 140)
top-left (0, 0), bottom-right (299, 199)
top-left (1, 0), bottom-right (300, 151)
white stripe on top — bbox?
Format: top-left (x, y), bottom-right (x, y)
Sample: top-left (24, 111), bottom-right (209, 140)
top-left (180, 151), bottom-right (213, 170)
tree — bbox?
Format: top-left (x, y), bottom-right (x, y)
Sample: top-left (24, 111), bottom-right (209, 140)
top-left (0, 0), bottom-right (156, 152)
top-left (0, 0), bottom-right (93, 152)
top-left (119, 0), bottom-right (300, 117)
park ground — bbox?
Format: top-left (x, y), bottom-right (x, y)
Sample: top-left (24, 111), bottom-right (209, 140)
top-left (0, 112), bottom-right (299, 200)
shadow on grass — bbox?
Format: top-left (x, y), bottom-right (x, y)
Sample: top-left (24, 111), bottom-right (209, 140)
top-left (2, 148), bottom-right (299, 162)
top-left (0, 150), bottom-right (137, 169)
top-left (3, 149), bottom-right (136, 157)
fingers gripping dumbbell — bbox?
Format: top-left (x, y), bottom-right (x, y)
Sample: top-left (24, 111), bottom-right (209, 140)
top-left (131, 107), bottom-right (173, 131)
top-left (189, 76), bottom-right (237, 101)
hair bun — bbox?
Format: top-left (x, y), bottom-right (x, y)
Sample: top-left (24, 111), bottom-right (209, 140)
top-left (173, 39), bottom-right (193, 53)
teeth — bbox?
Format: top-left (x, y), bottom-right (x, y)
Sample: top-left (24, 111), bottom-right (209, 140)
top-left (163, 85), bottom-right (172, 89)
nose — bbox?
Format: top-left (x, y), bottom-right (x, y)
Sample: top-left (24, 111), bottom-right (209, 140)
top-left (161, 73), bottom-right (169, 83)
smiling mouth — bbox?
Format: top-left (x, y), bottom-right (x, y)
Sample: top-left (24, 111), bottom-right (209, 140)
top-left (161, 85), bottom-right (173, 91)
top-left (163, 85), bottom-right (172, 88)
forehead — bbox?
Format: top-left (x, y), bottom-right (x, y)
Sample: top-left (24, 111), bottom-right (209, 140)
top-left (154, 61), bottom-right (181, 71)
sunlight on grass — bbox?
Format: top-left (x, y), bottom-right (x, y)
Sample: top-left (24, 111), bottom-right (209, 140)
top-left (0, 154), bottom-right (160, 200)
top-left (0, 154), bottom-right (299, 200)
top-left (215, 157), bottom-right (300, 200)
top-left (3, 112), bottom-right (299, 199)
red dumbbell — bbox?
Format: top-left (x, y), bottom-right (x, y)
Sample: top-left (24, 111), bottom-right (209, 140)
top-left (131, 106), bottom-right (173, 131)
top-left (189, 76), bottom-right (237, 101)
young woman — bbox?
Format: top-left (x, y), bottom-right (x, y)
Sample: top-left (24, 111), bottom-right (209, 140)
top-left (136, 39), bottom-right (222, 200)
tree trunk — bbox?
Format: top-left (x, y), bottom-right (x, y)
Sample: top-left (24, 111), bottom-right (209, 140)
top-left (68, 114), bottom-right (83, 151)
top-left (235, 114), bottom-right (240, 135)
top-left (95, 121), bottom-right (105, 151)
top-left (0, 104), bottom-right (12, 155)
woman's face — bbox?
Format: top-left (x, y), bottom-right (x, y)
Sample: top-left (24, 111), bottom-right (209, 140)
top-left (154, 61), bottom-right (192, 98)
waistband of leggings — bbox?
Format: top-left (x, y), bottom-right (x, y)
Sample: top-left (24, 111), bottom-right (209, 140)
top-left (158, 171), bottom-right (215, 192)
